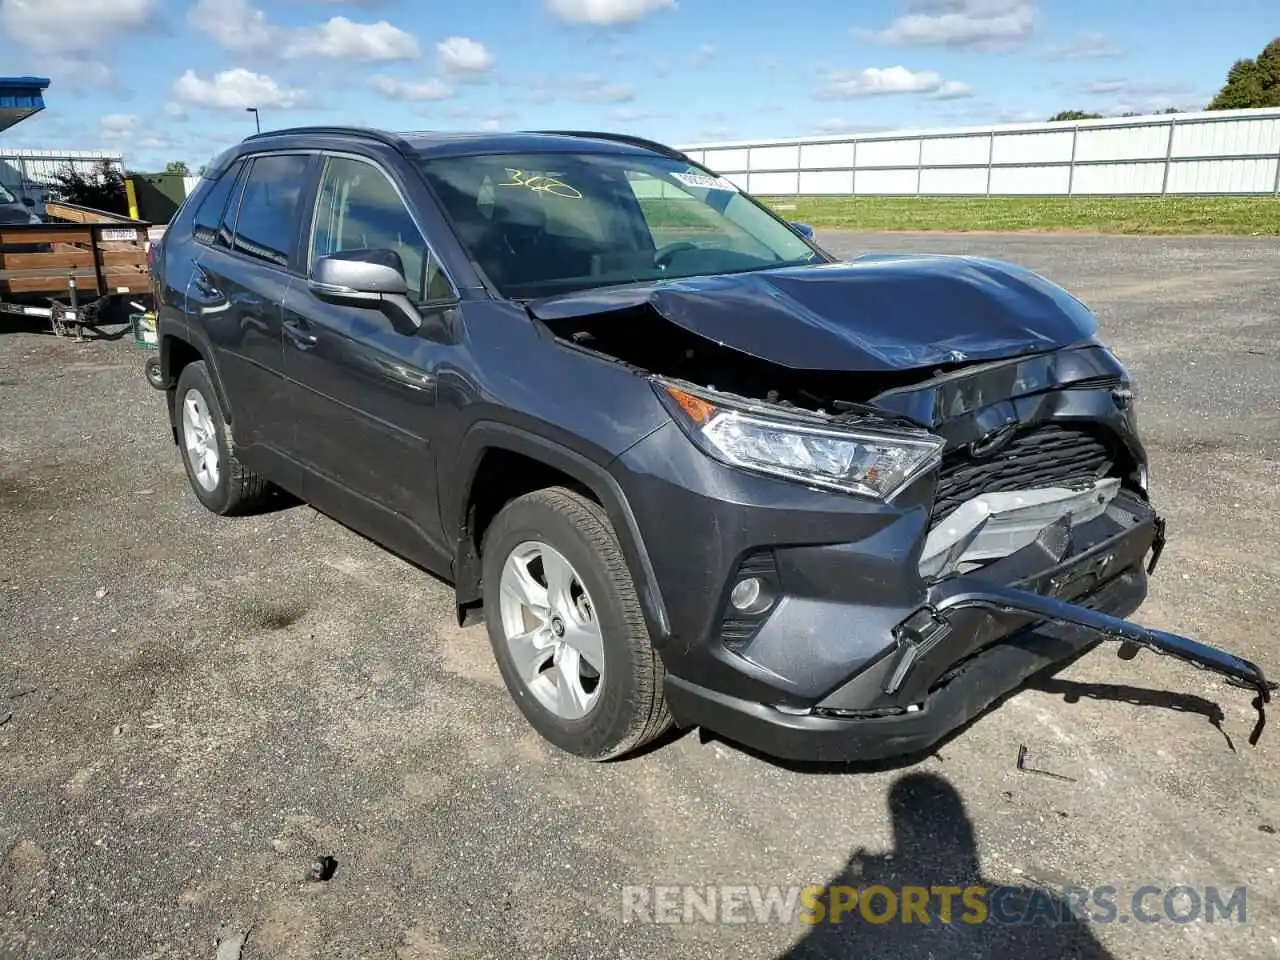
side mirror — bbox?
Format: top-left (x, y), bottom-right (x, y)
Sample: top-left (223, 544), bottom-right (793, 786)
top-left (21, 197), bottom-right (34, 208)
top-left (311, 250), bottom-right (408, 297)
top-left (309, 250), bottom-right (421, 330)
top-left (789, 221), bottom-right (815, 240)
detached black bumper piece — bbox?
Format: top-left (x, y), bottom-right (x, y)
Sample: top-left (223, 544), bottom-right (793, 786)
top-left (665, 573), bottom-right (1274, 763)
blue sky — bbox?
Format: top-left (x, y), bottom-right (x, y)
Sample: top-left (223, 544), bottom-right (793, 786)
top-left (0, 0), bottom-right (1272, 170)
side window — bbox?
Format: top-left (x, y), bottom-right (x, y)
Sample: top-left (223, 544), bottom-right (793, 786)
top-left (232, 154), bottom-right (310, 269)
top-left (191, 161), bottom-right (243, 245)
top-left (310, 156), bottom-right (452, 304)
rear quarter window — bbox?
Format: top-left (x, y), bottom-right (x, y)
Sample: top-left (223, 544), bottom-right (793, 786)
top-left (191, 161), bottom-right (244, 245)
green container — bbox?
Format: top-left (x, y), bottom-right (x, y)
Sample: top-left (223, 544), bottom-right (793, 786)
top-left (131, 312), bottom-right (158, 351)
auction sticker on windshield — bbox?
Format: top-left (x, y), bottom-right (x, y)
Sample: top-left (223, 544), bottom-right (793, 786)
top-left (670, 172), bottom-right (739, 192)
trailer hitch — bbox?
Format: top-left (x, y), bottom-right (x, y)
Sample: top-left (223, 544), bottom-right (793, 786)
top-left (900, 581), bottom-right (1276, 745)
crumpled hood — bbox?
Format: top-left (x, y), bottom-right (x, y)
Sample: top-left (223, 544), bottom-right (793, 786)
top-left (527, 254), bottom-right (1099, 372)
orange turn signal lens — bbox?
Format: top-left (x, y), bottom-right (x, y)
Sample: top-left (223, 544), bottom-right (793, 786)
top-left (664, 384), bottom-right (717, 426)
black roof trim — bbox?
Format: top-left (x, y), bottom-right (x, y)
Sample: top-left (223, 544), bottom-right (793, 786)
top-left (527, 130), bottom-right (689, 162)
top-left (243, 125), bottom-right (416, 154)
top-left (239, 126), bottom-right (693, 163)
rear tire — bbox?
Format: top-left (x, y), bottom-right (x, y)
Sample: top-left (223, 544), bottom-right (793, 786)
top-left (144, 355), bottom-right (165, 390)
top-left (173, 361), bottom-right (271, 516)
top-left (481, 487), bottom-right (671, 760)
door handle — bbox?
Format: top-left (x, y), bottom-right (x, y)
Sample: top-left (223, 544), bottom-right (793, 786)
top-left (283, 320), bottom-right (319, 349)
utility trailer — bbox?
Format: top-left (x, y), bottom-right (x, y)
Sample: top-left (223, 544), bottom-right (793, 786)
top-left (0, 200), bottom-right (154, 339)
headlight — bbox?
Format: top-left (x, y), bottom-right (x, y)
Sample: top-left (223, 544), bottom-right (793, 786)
top-left (654, 380), bottom-right (945, 500)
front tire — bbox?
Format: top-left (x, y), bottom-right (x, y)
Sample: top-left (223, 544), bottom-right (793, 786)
top-left (481, 487), bottom-right (671, 760)
top-left (173, 361), bottom-right (270, 516)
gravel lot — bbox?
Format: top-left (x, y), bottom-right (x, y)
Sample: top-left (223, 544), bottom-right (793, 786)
top-left (2, 233), bottom-right (1277, 959)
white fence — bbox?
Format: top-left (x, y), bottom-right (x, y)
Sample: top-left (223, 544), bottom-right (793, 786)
top-left (678, 108), bottom-right (1280, 197)
top-left (0, 148), bottom-right (125, 213)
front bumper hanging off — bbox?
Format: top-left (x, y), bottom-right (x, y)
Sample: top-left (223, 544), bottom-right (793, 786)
top-left (891, 580), bottom-right (1276, 746)
top-left (663, 514), bottom-right (1274, 763)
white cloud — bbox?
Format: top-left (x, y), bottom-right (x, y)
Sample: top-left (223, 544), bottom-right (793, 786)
top-left (1045, 31), bottom-right (1121, 60)
top-left (817, 66), bottom-right (972, 99)
top-left (188, 0), bottom-right (417, 61)
top-left (172, 68), bottom-right (304, 110)
top-left (572, 75), bottom-right (635, 102)
top-left (0, 0), bottom-right (156, 52)
top-left (99, 113), bottom-right (140, 136)
top-left (1081, 79), bottom-right (1196, 115)
top-left (609, 106), bottom-right (657, 123)
top-left (545, 0), bottom-right (675, 25)
top-left (163, 102), bottom-right (188, 119)
top-left (286, 16), bottom-right (418, 60)
top-left (437, 36), bottom-right (494, 74)
top-left (187, 0), bottom-right (273, 53)
top-left (1079, 78), bottom-right (1187, 98)
top-left (42, 57), bottom-right (121, 91)
top-left (443, 108), bottom-right (512, 131)
top-left (931, 80), bottom-right (972, 99)
top-left (369, 75), bottom-right (455, 101)
top-left (95, 113), bottom-right (179, 154)
top-left (858, 0), bottom-right (1035, 52)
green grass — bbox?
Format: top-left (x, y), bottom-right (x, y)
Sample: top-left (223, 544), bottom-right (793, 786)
top-left (757, 196), bottom-right (1280, 235)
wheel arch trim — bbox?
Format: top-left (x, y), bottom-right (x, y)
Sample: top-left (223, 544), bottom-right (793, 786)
top-left (449, 421), bottom-right (672, 644)
top-left (159, 318), bottom-right (234, 425)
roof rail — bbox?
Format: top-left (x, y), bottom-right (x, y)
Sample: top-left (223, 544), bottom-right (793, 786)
top-left (243, 125), bottom-right (416, 154)
top-left (528, 130), bottom-right (690, 162)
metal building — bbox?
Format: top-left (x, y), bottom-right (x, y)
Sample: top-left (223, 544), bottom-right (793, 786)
top-left (678, 107), bottom-right (1280, 197)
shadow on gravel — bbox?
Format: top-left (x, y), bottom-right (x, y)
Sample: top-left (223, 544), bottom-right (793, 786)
top-left (0, 317), bottom-right (133, 340)
top-left (1027, 676), bottom-right (1236, 750)
top-left (779, 772), bottom-right (1114, 959)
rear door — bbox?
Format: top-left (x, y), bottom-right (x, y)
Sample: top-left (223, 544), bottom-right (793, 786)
top-left (185, 152), bottom-right (316, 470)
top-left (158, 159), bottom-right (243, 345)
top-left (280, 153), bottom-right (458, 570)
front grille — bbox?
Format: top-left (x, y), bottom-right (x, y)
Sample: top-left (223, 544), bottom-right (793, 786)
top-left (931, 424), bottom-right (1115, 527)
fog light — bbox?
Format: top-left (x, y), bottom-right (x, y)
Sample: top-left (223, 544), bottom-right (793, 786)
top-left (729, 576), bottom-right (774, 615)
top-left (730, 577), bottom-right (761, 610)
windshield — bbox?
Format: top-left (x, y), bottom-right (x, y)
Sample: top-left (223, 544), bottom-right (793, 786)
top-left (419, 152), bottom-right (821, 299)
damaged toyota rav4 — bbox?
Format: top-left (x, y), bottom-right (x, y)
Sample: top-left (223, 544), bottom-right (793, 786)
top-left (153, 127), bottom-right (1273, 762)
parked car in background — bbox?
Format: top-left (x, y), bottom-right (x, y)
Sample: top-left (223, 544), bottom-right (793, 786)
top-left (0, 181), bottom-right (40, 224)
top-left (149, 127), bottom-right (1272, 763)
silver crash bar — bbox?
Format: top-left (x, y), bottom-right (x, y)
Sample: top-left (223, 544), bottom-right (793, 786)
top-left (894, 580), bottom-right (1276, 745)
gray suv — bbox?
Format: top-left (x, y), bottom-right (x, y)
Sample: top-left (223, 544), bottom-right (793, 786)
top-left (150, 126), bottom-right (1273, 762)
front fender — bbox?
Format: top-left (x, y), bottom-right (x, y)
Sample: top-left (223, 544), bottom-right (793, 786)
top-left (448, 420), bottom-right (671, 644)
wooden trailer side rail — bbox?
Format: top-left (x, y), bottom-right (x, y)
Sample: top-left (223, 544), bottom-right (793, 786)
top-left (0, 220), bottom-right (152, 300)
top-left (42, 200), bottom-right (147, 226)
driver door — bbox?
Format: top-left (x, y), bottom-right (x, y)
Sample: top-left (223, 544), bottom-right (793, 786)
top-left (280, 153), bottom-right (457, 570)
